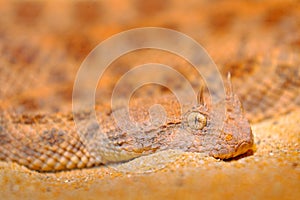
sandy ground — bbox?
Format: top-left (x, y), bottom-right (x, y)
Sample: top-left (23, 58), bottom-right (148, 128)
top-left (0, 110), bottom-right (299, 200)
top-left (0, 0), bottom-right (299, 199)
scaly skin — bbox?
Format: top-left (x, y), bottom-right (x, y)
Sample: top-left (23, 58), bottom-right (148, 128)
top-left (0, 79), bottom-right (253, 171)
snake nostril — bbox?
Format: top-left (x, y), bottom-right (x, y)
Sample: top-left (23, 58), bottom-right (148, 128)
top-left (225, 134), bottom-right (233, 141)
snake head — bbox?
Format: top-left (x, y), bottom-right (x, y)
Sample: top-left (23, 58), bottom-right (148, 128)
top-left (188, 74), bottom-right (254, 159)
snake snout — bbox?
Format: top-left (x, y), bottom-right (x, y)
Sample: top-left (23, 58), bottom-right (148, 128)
top-left (235, 139), bottom-right (253, 156)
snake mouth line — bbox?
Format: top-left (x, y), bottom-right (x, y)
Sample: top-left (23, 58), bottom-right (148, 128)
top-left (212, 140), bottom-right (254, 160)
top-left (233, 141), bottom-right (254, 158)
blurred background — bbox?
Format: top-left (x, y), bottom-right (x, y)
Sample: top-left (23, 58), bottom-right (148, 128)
top-left (0, 0), bottom-right (299, 118)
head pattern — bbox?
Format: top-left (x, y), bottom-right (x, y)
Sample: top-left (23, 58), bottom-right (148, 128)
top-left (185, 74), bottom-right (253, 158)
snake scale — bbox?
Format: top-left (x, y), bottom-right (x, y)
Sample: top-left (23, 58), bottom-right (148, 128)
top-left (0, 0), bottom-right (299, 172)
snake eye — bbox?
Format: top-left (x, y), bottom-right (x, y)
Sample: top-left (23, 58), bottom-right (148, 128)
top-left (187, 112), bottom-right (207, 130)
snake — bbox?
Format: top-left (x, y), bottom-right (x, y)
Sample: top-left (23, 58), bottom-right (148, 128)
top-left (0, 76), bottom-right (256, 171)
top-left (0, 0), bottom-right (299, 172)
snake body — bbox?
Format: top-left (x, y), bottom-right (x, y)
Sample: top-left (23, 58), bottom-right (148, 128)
top-left (0, 82), bottom-right (254, 171)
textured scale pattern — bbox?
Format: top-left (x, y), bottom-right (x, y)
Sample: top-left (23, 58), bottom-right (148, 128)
top-left (0, 0), bottom-right (299, 171)
top-left (0, 112), bottom-right (101, 171)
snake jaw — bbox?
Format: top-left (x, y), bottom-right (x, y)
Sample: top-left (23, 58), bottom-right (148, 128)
top-left (234, 139), bottom-right (254, 157)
